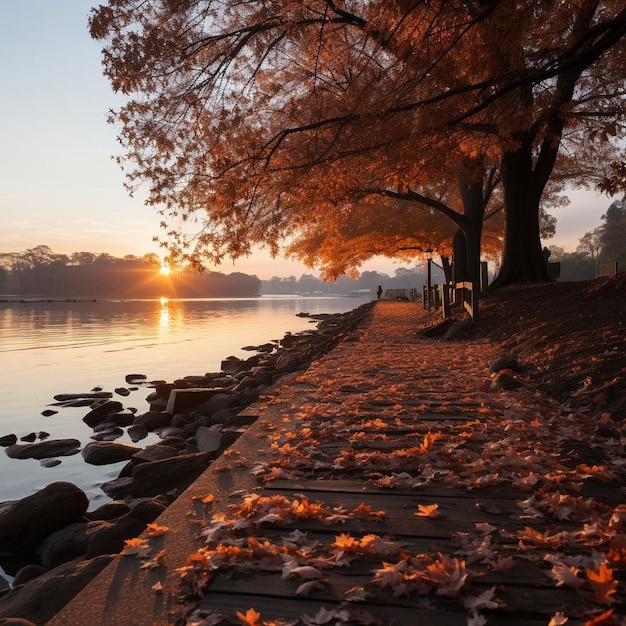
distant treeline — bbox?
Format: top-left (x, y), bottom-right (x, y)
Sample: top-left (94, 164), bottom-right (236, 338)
top-left (261, 268), bottom-right (437, 295)
top-left (0, 246), bottom-right (261, 298)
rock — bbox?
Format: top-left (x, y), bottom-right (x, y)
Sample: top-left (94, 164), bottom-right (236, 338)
top-left (0, 573), bottom-right (9, 596)
top-left (490, 355), bottom-right (523, 373)
top-left (196, 392), bottom-right (239, 417)
top-left (100, 477), bottom-right (133, 500)
top-left (41, 409), bottom-right (58, 417)
top-left (166, 388), bottom-right (222, 414)
top-left (0, 619), bottom-right (38, 626)
top-left (40, 459), bottom-right (62, 468)
top-left (106, 411), bottom-right (135, 427)
top-left (0, 482), bottom-right (88, 556)
top-left (39, 521), bottom-right (107, 569)
top-left (0, 434), bottom-right (17, 447)
top-left (114, 387), bottom-right (131, 396)
top-left (81, 441), bottom-right (140, 466)
top-left (131, 452), bottom-right (211, 498)
top-left (133, 410), bottom-right (172, 431)
top-left (491, 372), bottom-right (522, 390)
top-left (85, 501), bottom-right (130, 522)
top-left (11, 564), bottom-right (48, 587)
top-left (171, 412), bottom-right (196, 428)
top-left (90, 425), bottom-right (124, 442)
top-left (85, 516), bottom-right (146, 558)
top-left (127, 423), bottom-right (149, 442)
top-left (0, 555), bottom-right (112, 625)
top-left (20, 433), bottom-right (36, 443)
top-left (153, 426), bottom-right (189, 439)
top-left (37, 431), bottom-right (50, 440)
top-left (125, 373), bottom-right (147, 384)
top-left (220, 355), bottom-right (247, 374)
top-left (4, 439), bottom-right (81, 460)
top-left (127, 497), bottom-right (167, 524)
top-left (53, 392), bottom-right (112, 401)
top-left (130, 445), bottom-right (179, 465)
top-left (195, 426), bottom-right (222, 453)
top-left (82, 400), bottom-right (124, 427)
top-left (158, 436), bottom-right (188, 451)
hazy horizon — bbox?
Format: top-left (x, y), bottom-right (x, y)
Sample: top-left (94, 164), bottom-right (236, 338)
top-left (0, 1), bottom-right (618, 281)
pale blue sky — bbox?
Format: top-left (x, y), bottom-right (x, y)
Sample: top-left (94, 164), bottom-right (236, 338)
top-left (0, 1), bottom-right (615, 278)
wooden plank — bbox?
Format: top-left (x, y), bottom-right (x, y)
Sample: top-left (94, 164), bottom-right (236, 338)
top-left (265, 478), bottom-right (523, 500)
top-left (233, 487), bottom-right (560, 535)
top-left (204, 569), bottom-right (580, 620)
top-left (195, 590), bottom-right (549, 626)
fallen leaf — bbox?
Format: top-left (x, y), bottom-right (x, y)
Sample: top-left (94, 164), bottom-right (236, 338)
top-left (120, 537), bottom-right (151, 557)
top-left (295, 579), bottom-right (326, 596)
top-left (236, 608), bottom-right (262, 626)
top-left (415, 503), bottom-right (440, 518)
top-left (146, 523), bottom-right (168, 537)
top-left (548, 612), bottom-right (568, 626)
top-left (585, 564), bottom-right (617, 605)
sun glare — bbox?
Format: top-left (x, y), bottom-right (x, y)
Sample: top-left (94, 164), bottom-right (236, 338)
top-left (159, 264), bottom-right (170, 276)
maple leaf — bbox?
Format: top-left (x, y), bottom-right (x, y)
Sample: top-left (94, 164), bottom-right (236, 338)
top-left (333, 533), bottom-right (358, 551)
top-left (236, 608), bottom-right (262, 626)
top-left (353, 502), bottom-right (386, 521)
top-left (295, 580), bottom-right (326, 597)
top-left (422, 554), bottom-right (469, 597)
top-left (140, 549), bottom-right (167, 570)
top-left (545, 557), bottom-right (584, 590)
top-left (120, 537), bottom-right (151, 557)
top-left (371, 560), bottom-right (411, 597)
top-left (146, 522), bottom-right (168, 537)
top-left (583, 608), bottom-right (615, 625)
top-left (151, 581), bottom-right (164, 594)
top-left (585, 564), bottom-right (617, 605)
top-left (548, 613), bottom-right (569, 626)
top-left (415, 503), bottom-right (439, 518)
top-left (344, 585), bottom-right (369, 602)
top-left (467, 613), bottom-right (487, 626)
top-left (461, 586), bottom-right (501, 610)
top-left (285, 565), bottom-right (324, 580)
top-left (192, 493), bottom-right (215, 504)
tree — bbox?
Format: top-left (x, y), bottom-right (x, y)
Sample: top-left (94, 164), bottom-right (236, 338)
top-left (577, 226), bottom-right (603, 260)
top-left (90, 1), bottom-right (626, 286)
top-left (598, 195), bottom-right (626, 265)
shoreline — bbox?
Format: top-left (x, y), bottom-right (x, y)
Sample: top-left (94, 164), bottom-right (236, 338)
top-left (0, 302), bottom-right (375, 599)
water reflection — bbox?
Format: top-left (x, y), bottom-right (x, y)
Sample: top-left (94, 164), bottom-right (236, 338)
top-left (159, 297), bottom-right (169, 327)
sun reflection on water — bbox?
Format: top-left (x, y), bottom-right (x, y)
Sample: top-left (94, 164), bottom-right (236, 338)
top-left (160, 297), bottom-right (169, 327)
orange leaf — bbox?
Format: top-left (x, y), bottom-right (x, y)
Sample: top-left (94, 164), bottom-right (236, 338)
top-left (585, 564), bottom-right (617, 605)
top-left (415, 503), bottom-right (439, 518)
top-left (584, 608), bottom-right (615, 625)
top-left (236, 608), bottom-right (261, 626)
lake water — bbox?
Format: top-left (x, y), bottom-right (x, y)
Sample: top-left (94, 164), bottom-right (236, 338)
top-left (0, 295), bottom-right (371, 508)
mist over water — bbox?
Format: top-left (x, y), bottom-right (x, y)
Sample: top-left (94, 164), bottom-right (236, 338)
top-left (0, 295), bottom-right (371, 505)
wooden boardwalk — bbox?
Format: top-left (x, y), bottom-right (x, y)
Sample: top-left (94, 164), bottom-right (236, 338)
top-left (49, 302), bottom-right (626, 626)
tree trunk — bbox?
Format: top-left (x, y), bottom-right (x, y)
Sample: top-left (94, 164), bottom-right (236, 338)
top-left (492, 146), bottom-right (550, 287)
top-left (458, 178), bottom-right (485, 283)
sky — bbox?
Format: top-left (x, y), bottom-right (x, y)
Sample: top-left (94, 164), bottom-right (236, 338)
top-left (0, 2), bottom-right (617, 280)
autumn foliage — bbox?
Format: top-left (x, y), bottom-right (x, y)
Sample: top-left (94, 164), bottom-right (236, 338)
top-left (89, 2), bottom-right (626, 284)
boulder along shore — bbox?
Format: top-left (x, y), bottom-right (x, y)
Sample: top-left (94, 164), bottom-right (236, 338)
top-left (0, 301), bottom-right (375, 624)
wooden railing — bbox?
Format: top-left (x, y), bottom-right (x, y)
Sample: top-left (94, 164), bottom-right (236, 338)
top-left (596, 262), bottom-right (618, 278)
top-left (423, 282), bottom-right (479, 322)
top-left (384, 288), bottom-right (420, 302)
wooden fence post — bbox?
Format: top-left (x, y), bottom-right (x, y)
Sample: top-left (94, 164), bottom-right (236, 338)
top-left (440, 284), bottom-right (450, 319)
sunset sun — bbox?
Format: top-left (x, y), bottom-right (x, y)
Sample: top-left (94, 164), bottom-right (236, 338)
top-left (159, 264), bottom-right (170, 276)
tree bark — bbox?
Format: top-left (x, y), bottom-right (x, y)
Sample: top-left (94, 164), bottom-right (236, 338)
top-left (457, 178), bottom-right (485, 283)
top-left (492, 146), bottom-right (549, 286)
